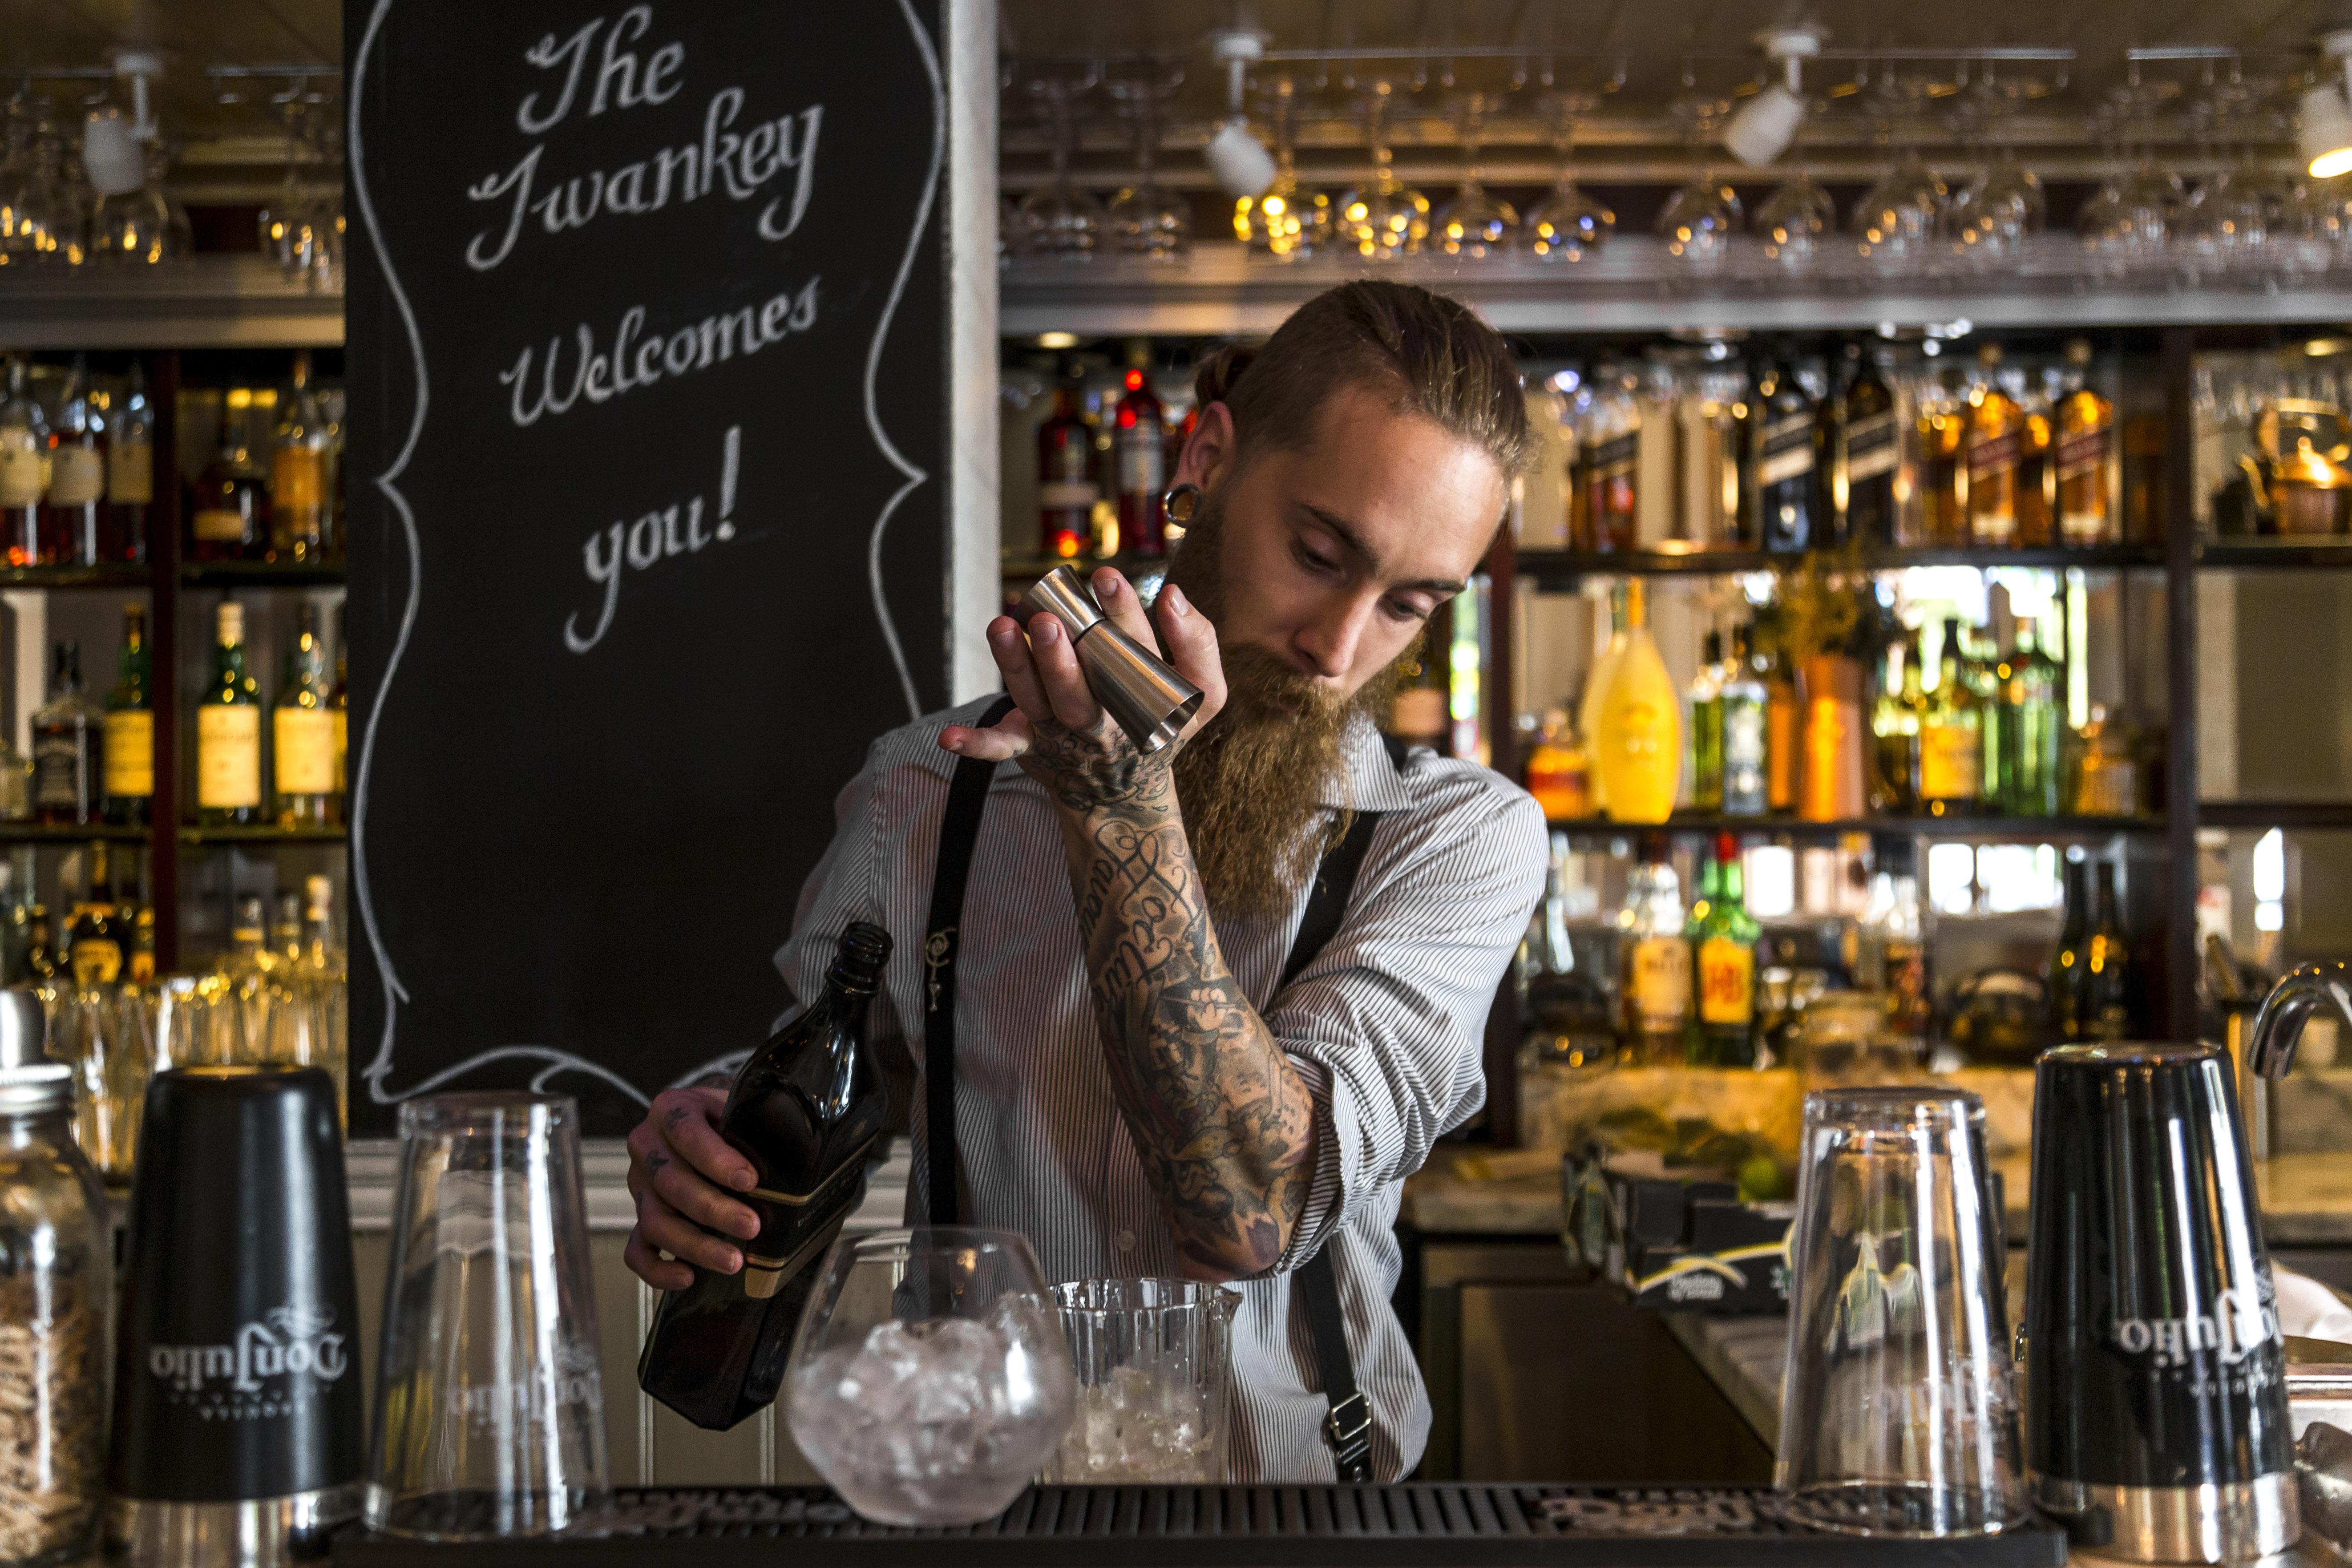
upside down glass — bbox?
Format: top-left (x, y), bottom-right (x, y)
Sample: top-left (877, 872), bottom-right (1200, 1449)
top-left (1775, 1086), bottom-right (2028, 1537)
top-left (785, 1229), bottom-right (1074, 1527)
top-left (363, 1093), bottom-right (609, 1540)
top-left (1048, 1278), bottom-right (1235, 1483)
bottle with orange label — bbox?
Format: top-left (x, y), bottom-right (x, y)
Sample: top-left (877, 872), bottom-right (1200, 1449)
top-left (271, 351), bottom-right (330, 563)
top-left (1687, 833), bottom-right (1759, 1067)
top-left (1592, 578), bottom-right (1681, 824)
top-left (1616, 833), bottom-right (1689, 1063)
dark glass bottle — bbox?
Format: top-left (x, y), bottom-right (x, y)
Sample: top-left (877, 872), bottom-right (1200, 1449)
top-left (1843, 346), bottom-right (1900, 545)
top-left (1035, 371), bottom-right (1096, 560)
top-left (32, 641), bottom-right (100, 827)
top-left (1744, 353), bottom-right (1817, 552)
top-left (104, 605), bottom-right (152, 828)
top-left (1111, 343), bottom-right (1168, 557)
top-left (186, 388), bottom-right (269, 562)
top-left (2047, 855), bottom-right (2090, 1043)
top-left (638, 921), bottom-right (895, 1431)
top-left (67, 841), bottom-right (124, 988)
top-left (2085, 859), bottom-right (2131, 1041)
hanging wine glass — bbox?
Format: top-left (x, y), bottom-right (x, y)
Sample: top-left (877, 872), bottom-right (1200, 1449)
top-left (1013, 74), bottom-right (1105, 263)
top-left (1943, 71), bottom-right (2044, 268)
top-left (0, 93), bottom-right (36, 263)
top-left (1849, 73), bottom-right (1946, 274)
top-left (1522, 90), bottom-right (1612, 261)
top-left (1237, 75), bottom-right (1330, 261)
top-left (13, 111), bottom-right (88, 267)
top-left (1653, 88), bottom-right (1741, 269)
top-left (89, 157), bottom-right (172, 265)
top-left (1756, 172), bottom-right (1834, 273)
top-left (1336, 79), bottom-right (1428, 259)
top-left (1104, 71), bottom-right (1190, 263)
top-left (1433, 90), bottom-right (1516, 257)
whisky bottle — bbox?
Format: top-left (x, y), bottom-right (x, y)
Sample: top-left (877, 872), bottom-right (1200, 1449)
top-left (32, 641), bottom-right (101, 827)
top-left (1035, 369), bottom-right (1097, 560)
top-left (273, 602), bottom-right (336, 828)
top-left (1688, 834), bottom-right (1759, 1068)
top-left (2053, 339), bottom-right (2117, 546)
top-left (2001, 622), bottom-right (2064, 816)
top-left (1869, 634), bottom-right (1924, 814)
top-left (0, 357), bottom-right (52, 566)
top-left (2047, 855), bottom-right (2090, 1043)
top-left (187, 388), bottom-right (269, 562)
top-left (46, 355), bottom-right (105, 568)
top-left (1743, 352), bottom-right (1817, 553)
top-left (1616, 835), bottom-right (1690, 1064)
top-left (2085, 859), bottom-right (2131, 1041)
top-left (1580, 365), bottom-right (1640, 552)
top-left (1718, 623), bottom-right (1769, 817)
top-left (271, 351), bottom-right (329, 563)
top-left (66, 841), bottom-right (123, 988)
top-left (108, 359), bottom-right (152, 563)
top-left (1842, 345), bottom-right (1901, 545)
top-left (197, 601), bottom-right (263, 827)
top-left (1916, 364), bottom-right (1967, 545)
top-left (329, 603), bottom-right (349, 820)
top-left (1111, 343), bottom-right (1168, 556)
top-left (1918, 618), bottom-right (1984, 816)
top-left (1964, 344), bottom-right (2025, 546)
top-left (639, 921), bottom-right (895, 1431)
top-left (104, 605), bottom-right (153, 828)
top-left (122, 851), bottom-right (155, 986)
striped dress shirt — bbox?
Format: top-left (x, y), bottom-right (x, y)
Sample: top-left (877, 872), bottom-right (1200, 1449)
top-left (773, 695), bottom-right (1547, 1481)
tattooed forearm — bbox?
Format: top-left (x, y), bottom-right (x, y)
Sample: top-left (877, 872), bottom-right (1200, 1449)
top-left (1023, 714), bottom-right (1318, 1279)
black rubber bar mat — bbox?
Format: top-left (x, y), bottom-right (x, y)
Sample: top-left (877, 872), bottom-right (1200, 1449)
top-left (332, 1484), bottom-right (2070, 1567)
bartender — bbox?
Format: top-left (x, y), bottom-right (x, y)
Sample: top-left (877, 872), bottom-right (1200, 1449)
top-left (624, 279), bottom-right (1547, 1481)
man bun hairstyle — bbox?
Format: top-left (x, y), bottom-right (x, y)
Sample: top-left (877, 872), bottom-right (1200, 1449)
top-left (1191, 280), bottom-right (1535, 482)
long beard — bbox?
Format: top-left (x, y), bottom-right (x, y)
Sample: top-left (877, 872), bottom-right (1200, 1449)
top-left (1160, 492), bottom-right (1421, 920)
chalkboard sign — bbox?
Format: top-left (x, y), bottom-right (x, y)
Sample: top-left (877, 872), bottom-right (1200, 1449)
top-left (345, 0), bottom-right (949, 1133)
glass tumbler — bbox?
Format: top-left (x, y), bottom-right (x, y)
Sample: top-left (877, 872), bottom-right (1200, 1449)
top-left (363, 1093), bottom-right (608, 1540)
top-left (1048, 1278), bottom-right (1236, 1483)
top-left (1775, 1085), bottom-right (2027, 1537)
top-left (785, 1228), bottom-right (1074, 1527)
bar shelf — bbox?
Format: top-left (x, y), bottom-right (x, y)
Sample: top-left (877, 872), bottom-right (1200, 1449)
top-left (1517, 544), bottom-right (2161, 588)
top-left (1546, 813), bottom-right (2165, 841)
top-left (180, 562), bottom-right (347, 588)
top-left (2195, 802), bottom-right (2352, 831)
top-left (2196, 540), bottom-right (2352, 569)
top-left (0, 824), bottom-right (155, 843)
top-left (178, 826), bottom-right (348, 847)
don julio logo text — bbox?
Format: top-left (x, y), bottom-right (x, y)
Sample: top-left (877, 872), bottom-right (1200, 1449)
top-left (2111, 1285), bottom-right (2279, 1369)
top-left (148, 1305), bottom-right (350, 1394)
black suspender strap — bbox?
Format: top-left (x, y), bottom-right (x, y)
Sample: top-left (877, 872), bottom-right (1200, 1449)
top-left (1279, 785), bottom-right (1394, 1485)
top-left (920, 695), bottom-right (1018, 1227)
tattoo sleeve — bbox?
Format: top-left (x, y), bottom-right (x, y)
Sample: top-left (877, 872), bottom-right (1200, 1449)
top-left (1023, 714), bottom-right (1319, 1280)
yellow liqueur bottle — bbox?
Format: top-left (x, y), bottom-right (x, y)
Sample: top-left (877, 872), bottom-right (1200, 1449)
top-left (1593, 579), bottom-right (1681, 824)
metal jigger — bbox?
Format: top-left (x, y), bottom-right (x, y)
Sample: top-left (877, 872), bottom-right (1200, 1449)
top-left (1018, 566), bottom-right (1204, 752)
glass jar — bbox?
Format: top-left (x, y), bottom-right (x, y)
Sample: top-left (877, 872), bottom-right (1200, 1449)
top-left (0, 1004), bottom-right (108, 1568)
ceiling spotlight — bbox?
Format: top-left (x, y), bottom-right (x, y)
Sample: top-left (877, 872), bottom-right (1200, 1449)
top-left (1204, 27), bottom-right (1276, 199)
top-left (1723, 25), bottom-right (1823, 170)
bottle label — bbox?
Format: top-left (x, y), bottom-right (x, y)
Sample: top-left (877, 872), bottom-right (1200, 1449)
top-left (0, 440), bottom-right (43, 508)
top-left (198, 706), bottom-right (263, 808)
top-left (48, 446), bottom-right (103, 507)
top-left (109, 438), bottom-right (153, 505)
top-left (193, 506), bottom-right (251, 542)
top-left (1629, 937), bottom-right (1692, 1031)
top-left (272, 447), bottom-right (324, 512)
top-left (104, 710), bottom-right (154, 798)
top-left (1758, 415), bottom-right (1815, 488)
top-left (1968, 431), bottom-right (2021, 479)
top-left (1115, 432), bottom-right (1163, 501)
top-left (1698, 937), bottom-right (1755, 1025)
top-left (1585, 432), bottom-right (1638, 481)
top-left (333, 708), bottom-right (348, 792)
top-left (2053, 424), bottom-right (2111, 483)
top-left (1037, 480), bottom-right (1099, 511)
top-left (70, 935), bottom-right (122, 987)
top-left (737, 1131), bottom-right (880, 1299)
top-left (1845, 411), bottom-right (1900, 483)
top-left (31, 730), bottom-right (89, 811)
top-left (1920, 722), bottom-right (1983, 800)
top-left (275, 707), bottom-right (337, 794)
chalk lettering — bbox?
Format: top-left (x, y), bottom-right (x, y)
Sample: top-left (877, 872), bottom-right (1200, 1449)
top-left (497, 280), bottom-right (818, 429)
top-left (588, 7), bottom-right (656, 117)
top-left (563, 430), bottom-right (744, 655)
top-left (516, 19), bottom-right (601, 134)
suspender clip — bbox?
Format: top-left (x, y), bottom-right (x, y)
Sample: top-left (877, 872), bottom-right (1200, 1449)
top-left (1322, 1392), bottom-right (1373, 1480)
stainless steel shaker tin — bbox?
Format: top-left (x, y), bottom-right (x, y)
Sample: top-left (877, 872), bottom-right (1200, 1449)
top-left (1016, 566), bottom-right (1204, 754)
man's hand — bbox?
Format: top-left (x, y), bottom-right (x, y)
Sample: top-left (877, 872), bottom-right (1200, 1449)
top-left (622, 1087), bottom-right (763, 1292)
top-left (938, 569), bottom-right (1225, 795)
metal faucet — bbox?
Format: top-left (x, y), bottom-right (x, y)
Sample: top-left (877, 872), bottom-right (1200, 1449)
top-left (2247, 961), bottom-right (2352, 1080)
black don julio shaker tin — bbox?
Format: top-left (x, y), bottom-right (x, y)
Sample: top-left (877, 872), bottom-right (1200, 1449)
top-left (2024, 1043), bottom-right (2299, 1563)
top-left (105, 1065), bottom-right (365, 1565)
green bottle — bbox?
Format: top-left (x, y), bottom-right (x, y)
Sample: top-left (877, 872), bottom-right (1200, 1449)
top-left (1965, 626), bottom-right (2011, 813)
top-left (1688, 630), bottom-right (1724, 812)
top-left (2001, 622), bottom-right (2064, 816)
top-left (196, 600), bottom-right (262, 827)
top-left (1687, 835), bottom-right (1760, 1067)
top-left (103, 606), bottom-right (152, 828)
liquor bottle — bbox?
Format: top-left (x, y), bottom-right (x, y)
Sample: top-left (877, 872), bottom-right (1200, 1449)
top-left (32, 641), bottom-right (101, 827)
top-left (270, 890), bottom-right (304, 969)
top-left (1580, 365), bottom-right (1640, 551)
top-left (1843, 345), bottom-right (1901, 545)
top-left (2085, 859), bottom-right (2131, 1041)
top-left (2054, 339), bottom-right (2116, 545)
top-left (2002, 621), bottom-right (2064, 816)
top-left (1966, 624), bottom-right (2012, 812)
top-left (2015, 364), bottom-right (2055, 547)
top-left (45, 355), bottom-right (105, 568)
top-left (23, 906), bottom-right (56, 983)
top-left (221, 892), bottom-right (270, 980)
top-left (297, 874), bottom-right (347, 982)
top-left (1919, 619), bottom-right (1984, 816)
top-left (109, 359), bottom-right (152, 562)
top-left (1860, 837), bottom-right (1931, 1040)
top-left (1388, 643), bottom-right (1450, 748)
top-left (1616, 835), bottom-right (1690, 1064)
top-left (1765, 639), bottom-right (1800, 813)
top-left (1577, 584), bottom-right (1629, 813)
top-left (197, 601), bottom-right (263, 827)
top-left (1035, 370), bottom-right (1097, 560)
top-left (123, 853), bottom-right (154, 986)
top-left (1719, 624), bottom-right (1769, 817)
top-left (1592, 579), bottom-right (1681, 824)
top-left (1689, 833), bottom-right (1760, 1067)
top-left (274, 602), bottom-right (336, 828)
top-left (186, 388), bottom-right (269, 561)
top-left (1810, 352), bottom-right (1844, 550)
top-left (2047, 854), bottom-right (2091, 1043)
top-left (1916, 363), bottom-right (1967, 545)
top-left (0, 356), bottom-right (52, 566)
top-left (1964, 344), bottom-right (2027, 546)
top-left (1522, 709), bottom-right (1590, 820)
top-left (1869, 634), bottom-right (1924, 814)
top-left (329, 603), bottom-right (349, 820)
top-left (638, 921), bottom-right (896, 1431)
top-left (271, 350), bottom-right (329, 563)
top-left (1743, 352), bottom-right (1817, 552)
top-left (66, 841), bottom-right (123, 988)
top-left (104, 605), bottom-right (153, 828)
top-left (1687, 630), bottom-right (1724, 812)
top-left (1111, 344), bottom-right (1167, 557)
